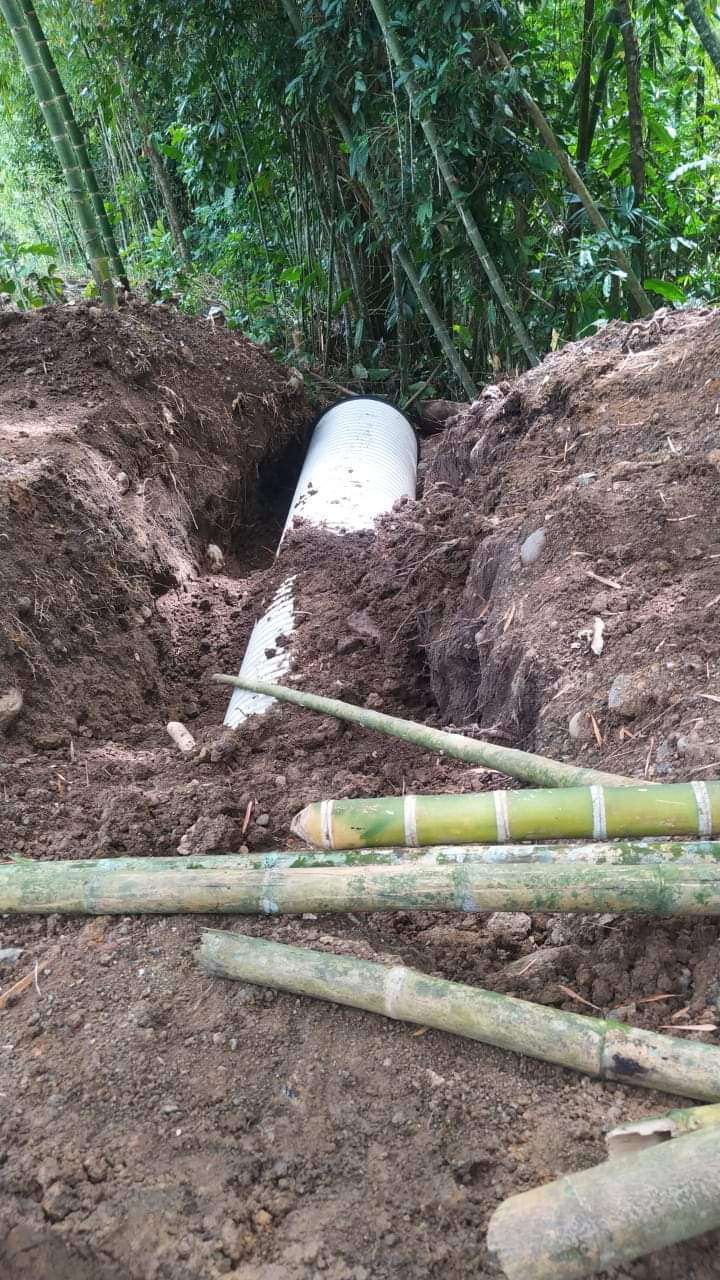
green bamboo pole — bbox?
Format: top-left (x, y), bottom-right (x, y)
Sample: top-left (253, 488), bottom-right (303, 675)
top-left (682, 0), bottom-right (720, 76)
top-left (606, 1102), bottom-right (720, 1158)
top-left (212, 676), bottom-right (634, 789)
top-left (491, 42), bottom-right (653, 317)
top-left (369, 0), bottom-right (540, 367)
top-left (0, 0), bottom-right (116, 306)
top-left (5, 857), bottom-right (720, 916)
top-left (13, 0), bottom-right (128, 288)
top-left (293, 782), bottom-right (720, 849)
top-left (197, 930), bottom-right (720, 1100)
top-left (279, 0), bottom-right (478, 399)
top-left (487, 1128), bottom-right (720, 1280)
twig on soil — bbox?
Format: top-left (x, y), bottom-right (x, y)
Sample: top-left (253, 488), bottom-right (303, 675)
top-left (0, 970), bottom-right (34, 1010)
top-left (402, 361), bottom-right (443, 411)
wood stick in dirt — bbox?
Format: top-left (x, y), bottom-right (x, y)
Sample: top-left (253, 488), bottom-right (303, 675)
top-left (212, 675), bottom-right (634, 789)
top-left (606, 1101), bottom-right (720, 1157)
top-left (7, 858), bottom-right (720, 917)
top-left (293, 781), bottom-right (720, 849)
top-left (486, 1127), bottom-right (720, 1279)
top-left (197, 931), bottom-right (720, 1101)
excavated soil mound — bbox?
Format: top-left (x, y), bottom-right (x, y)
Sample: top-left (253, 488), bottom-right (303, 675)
top-left (1, 305), bottom-right (720, 1280)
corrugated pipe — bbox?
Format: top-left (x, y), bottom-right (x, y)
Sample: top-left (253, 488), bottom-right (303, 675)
top-left (224, 398), bottom-right (418, 728)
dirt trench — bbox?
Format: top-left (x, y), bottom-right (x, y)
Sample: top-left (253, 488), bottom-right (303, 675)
top-left (1, 303), bottom-right (720, 1280)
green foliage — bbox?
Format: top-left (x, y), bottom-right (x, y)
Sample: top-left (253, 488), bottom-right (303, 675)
top-left (0, 0), bottom-right (719, 380)
top-left (0, 238), bottom-right (64, 306)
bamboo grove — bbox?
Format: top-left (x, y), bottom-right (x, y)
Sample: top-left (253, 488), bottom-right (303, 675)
top-left (1, 0), bottom-right (719, 388)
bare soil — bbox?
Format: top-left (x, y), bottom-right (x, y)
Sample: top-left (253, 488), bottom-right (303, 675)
top-left (1, 303), bottom-right (720, 1280)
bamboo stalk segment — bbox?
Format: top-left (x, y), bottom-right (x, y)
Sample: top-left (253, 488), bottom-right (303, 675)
top-left (293, 782), bottom-right (720, 849)
top-left (606, 1102), bottom-right (720, 1157)
top-left (6, 857), bottom-right (720, 916)
top-left (212, 675), bottom-right (634, 789)
top-left (197, 931), bottom-right (720, 1101)
top-left (487, 1128), bottom-right (720, 1279)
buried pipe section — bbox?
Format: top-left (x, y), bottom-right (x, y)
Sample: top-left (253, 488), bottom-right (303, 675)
top-left (224, 398), bottom-right (418, 728)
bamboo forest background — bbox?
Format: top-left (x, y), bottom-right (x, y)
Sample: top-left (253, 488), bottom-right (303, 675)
top-left (1, 0), bottom-right (719, 394)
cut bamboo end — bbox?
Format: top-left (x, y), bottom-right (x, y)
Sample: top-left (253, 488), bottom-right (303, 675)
top-left (487, 1127), bottom-right (720, 1279)
top-left (196, 930), bottom-right (720, 1101)
top-left (606, 1101), bottom-right (720, 1157)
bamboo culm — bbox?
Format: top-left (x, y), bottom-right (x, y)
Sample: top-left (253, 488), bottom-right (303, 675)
top-left (487, 1128), bottom-right (720, 1280)
top-left (492, 42), bottom-right (653, 317)
top-left (279, 0), bottom-right (479, 400)
top-left (293, 782), bottom-right (720, 849)
top-left (6, 856), bottom-right (720, 917)
top-left (197, 930), bottom-right (720, 1101)
top-left (0, 0), bottom-right (116, 306)
top-left (14, 0), bottom-right (128, 288)
top-left (211, 675), bottom-right (634, 789)
top-left (370, 0), bottom-right (539, 367)
top-left (683, 0), bottom-right (720, 75)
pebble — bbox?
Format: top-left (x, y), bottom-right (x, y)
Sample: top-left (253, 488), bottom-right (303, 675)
top-left (255, 813), bottom-right (270, 827)
top-left (115, 470), bottom-right (130, 494)
top-left (486, 912), bottom-right (532, 942)
top-left (0, 687), bottom-right (23, 734)
top-left (0, 947), bottom-right (23, 968)
top-left (166, 720), bottom-right (196, 755)
top-left (42, 1180), bottom-right (76, 1221)
top-left (568, 710), bottom-right (594, 742)
top-left (607, 666), bottom-right (668, 718)
top-left (520, 528), bottom-right (546, 566)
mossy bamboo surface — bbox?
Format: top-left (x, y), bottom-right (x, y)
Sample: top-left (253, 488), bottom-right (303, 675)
top-left (6, 857), bottom-right (720, 916)
top-left (212, 675), bottom-right (633, 789)
top-left (293, 782), bottom-right (720, 849)
top-left (0, 0), bottom-right (115, 305)
top-left (13, 0), bottom-right (128, 287)
top-left (487, 1127), bottom-right (720, 1279)
top-left (606, 1102), bottom-right (720, 1157)
top-left (197, 930), bottom-right (720, 1100)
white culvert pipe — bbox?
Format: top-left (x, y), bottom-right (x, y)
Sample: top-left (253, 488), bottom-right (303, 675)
top-left (224, 398), bottom-right (417, 728)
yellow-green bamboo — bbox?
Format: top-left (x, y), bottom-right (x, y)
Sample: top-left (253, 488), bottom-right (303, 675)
top-left (212, 675), bottom-right (634, 789)
top-left (606, 1102), bottom-right (720, 1157)
top-left (0, 0), bottom-right (116, 305)
top-left (13, 0), bottom-right (128, 288)
top-left (293, 781), bottom-right (720, 848)
top-left (5, 857), bottom-right (720, 915)
top-left (197, 930), bottom-right (720, 1100)
top-left (487, 1128), bottom-right (720, 1279)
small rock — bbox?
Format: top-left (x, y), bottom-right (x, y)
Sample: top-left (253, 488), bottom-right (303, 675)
top-left (336, 635), bottom-right (363, 656)
top-left (206, 543), bottom-right (224, 573)
top-left (177, 814), bottom-right (236, 857)
top-left (0, 687), bottom-right (23, 734)
top-left (0, 947), bottom-right (23, 968)
top-left (17, 596), bottom-right (32, 614)
top-left (607, 1002), bottom-right (637, 1023)
top-left (607, 666), bottom-right (669, 718)
top-left (254, 1209), bottom-right (272, 1229)
top-left (568, 710), bottom-right (594, 742)
top-left (42, 1180), bottom-right (76, 1221)
top-left (576, 472), bottom-right (597, 487)
top-left (366, 693), bottom-right (384, 709)
top-left (676, 731), bottom-right (717, 768)
top-left (166, 720), bottom-right (196, 755)
top-left (116, 470), bottom-right (130, 495)
top-left (520, 528), bottom-right (546, 566)
top-left (255, 813), bottom-right (270, 827)
top-left (161, 1101), bottom-right (180, 1115)
top-left (486, 912), bottom-right (532, 942)
top-left (83, 1154), bottom-right (108, 1184)
top-left (221, 1218), bottom-right (243, 1261)
top-left (30, 730), bottom-right (64, 750)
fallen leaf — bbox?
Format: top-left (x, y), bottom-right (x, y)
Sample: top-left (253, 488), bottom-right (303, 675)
top-left (558, 984), bottom-right (602, 1011)
top-left (0, 971), bottom-right (33, 1010)
top-left (636, 993), bottom-right (675, 1004)
top-left (412, 1027), bottom-right (429, 1037)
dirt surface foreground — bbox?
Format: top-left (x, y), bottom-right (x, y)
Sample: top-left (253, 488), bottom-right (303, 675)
top-left (1, 303), bottom-right (720, 1279)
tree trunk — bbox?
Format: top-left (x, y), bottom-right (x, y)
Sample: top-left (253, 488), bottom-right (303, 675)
top-left (0, 0), bottom-right (116, 305)
top-left (141, 135), bottom-right (192, 267)
top-left (576, 0), bottom-right (596, 167)
top-left (683, 0), bottom-right (720, 74)
top-left (587, 24), bottom-right (618, 150)
top-left (617, 0), bottom-right (646, 206)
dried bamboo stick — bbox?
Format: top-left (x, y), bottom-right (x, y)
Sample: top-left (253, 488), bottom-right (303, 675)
top-left (212, 675), bottom-right (634, 789)
top-left (197, 931), bottom-right (720, 1101)
top-left (293, 782), bottom-right (720, 848)
top-left (487, 1128), bottom-right (720, 1279)
top-left (6, 858), bottom-right (720, 916)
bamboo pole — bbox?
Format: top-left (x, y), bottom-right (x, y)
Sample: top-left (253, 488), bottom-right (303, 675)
top-left (606, 1102), bottom-right (720, 1157)
top-left (5, 857), bottom-right (720, 916)
top-left (293, 782), bottom-right (720, 849)
top-left (197, 930), bottom-right (720, 1100)
top-left (212, 676), bottom-right (634, 789)
top-left (491, 42), bottom-right (653, 317)
top-left (13, 0), bottom-right (128, 288)
top-left (279, 0), bottom-right (479, 399)
top-left (369, 0), bottom-right (540, 367)
top-left (486, 1128), bottom-right (720, 1280)
top-left (0, 0), bottom-right (116, 306)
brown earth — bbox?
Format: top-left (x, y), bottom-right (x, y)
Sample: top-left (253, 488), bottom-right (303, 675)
top-left (1, 303), bottom-right (720, 1280)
